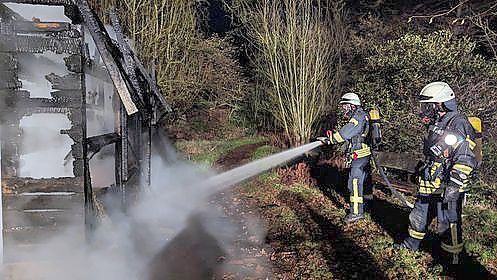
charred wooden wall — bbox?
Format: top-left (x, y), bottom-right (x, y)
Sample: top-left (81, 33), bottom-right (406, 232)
top-left (0, 4), bottom-right (86, 263)
top-left (0, 0), bottom-right (171, 267)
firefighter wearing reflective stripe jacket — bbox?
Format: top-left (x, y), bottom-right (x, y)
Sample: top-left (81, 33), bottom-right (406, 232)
top-left (320, 93), bottom-right (372, 224)
top-left (398, 82), bottom-right (477, 266)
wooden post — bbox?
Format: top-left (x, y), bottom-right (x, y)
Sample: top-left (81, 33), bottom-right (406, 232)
top-left (120, 102), bottom-right (128, 211)
top-left (144, 116), bottom-right (152, 189)
top-left (81, 27), bottom-right (95, 240)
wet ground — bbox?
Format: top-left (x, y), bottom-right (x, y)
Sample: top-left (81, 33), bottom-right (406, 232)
top-left (212, 142), bottom-right (274, 279)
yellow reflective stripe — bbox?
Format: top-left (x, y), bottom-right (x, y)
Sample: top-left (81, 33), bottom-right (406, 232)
top-left (352, 179), bottom-right (360, 214)
top-left (350, 197), bottom-right (364, 203)
top-left (409, 228), bottom-right (426, 239)
top-left (353, 146), bottom-right (371, 158)
top-left (451, 223), bottom-right (458, 247)
top-left (431, 162), bottom-right (441, 172)
top-left (466, 136), bottom-right (476, 150)
top-left (332, 132), bottom-right (344, 143)
top-left (418, 186), bottom-right (444, 194)
top-left (432, 162), bottom-right (442, 168)
top-left (429, 162), bottom-right (442, 176)
top-left (418, 187), bottom-right (433, 194)
top-left (453, 164), bottom-right (473, 175)
top-left (349, 118), bottom-right (359, 126)
top-left (419, 178), bottom-right (441, 188)
top-left (441, 242), bottom-right (464, 254)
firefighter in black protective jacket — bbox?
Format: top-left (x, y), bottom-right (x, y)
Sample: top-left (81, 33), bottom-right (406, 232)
top-left (397, 82), bottom-right (477, 266)
top-left (319, 93), bottom-right (372, 224)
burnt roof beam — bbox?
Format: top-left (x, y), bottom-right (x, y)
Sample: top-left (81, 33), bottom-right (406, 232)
top-left (86, 132), bottom-right (120, 158)
top-left (109, 9), bottom-right (172, 114)
top-left (109, 9), bottom-right (146, 109)
top-left (74, 0), bottom-right (140, 115)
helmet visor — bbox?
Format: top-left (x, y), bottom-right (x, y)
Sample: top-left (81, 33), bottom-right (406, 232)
top-left (419, 103), bottom-right (436, 117)
top-left (419, 103), bottom-right (438, 125)
top-left (340, 103), bottom-right (353, 116)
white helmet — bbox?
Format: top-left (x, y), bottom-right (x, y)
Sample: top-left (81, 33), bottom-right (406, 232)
top-left (419, 82), bottom-right (455, 103)
top-left (340, 92), bottom-right (361, 106)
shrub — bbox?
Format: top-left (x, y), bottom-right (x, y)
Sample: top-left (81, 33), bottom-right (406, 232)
top-left (353, 30), bottom-right (497, 157)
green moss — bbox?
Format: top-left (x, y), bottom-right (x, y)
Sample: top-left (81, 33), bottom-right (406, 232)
top-left (481, 142), bottom-right (497, 182)
top-left (369, 235), bottom-right (392, 254)
top-left (288, 183), bottom-right (321, 199)
top-left (279, 206), bottom-right (300, 225)
top-left (251, 145), bottom-right (280, 160)
top-left (306, 262), bottom-right (335, 279)
top-left (464, 205), bottom-right (497, 267)
top-left (258, 171), bottom-right (280, 184)
top-left (190, 119), bottom-right (210, 132)
top-left (175, 136), bottom-right (266, 165)
top-left (389, 249), bottom-right (430, 278)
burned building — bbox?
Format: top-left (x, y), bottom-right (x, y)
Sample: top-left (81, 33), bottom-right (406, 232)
top-left (0, 0), bottom-right (170, 268)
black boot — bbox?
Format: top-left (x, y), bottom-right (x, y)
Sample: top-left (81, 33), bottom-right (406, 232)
top-left (344, 213), bottom-right (365, 224)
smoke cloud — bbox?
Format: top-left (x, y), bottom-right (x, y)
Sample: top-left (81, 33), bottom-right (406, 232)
top-left (3, 138), bottom-right (270, 280)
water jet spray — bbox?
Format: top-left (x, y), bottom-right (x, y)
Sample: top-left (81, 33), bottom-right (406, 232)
top-left (204, 141), bottom-right (323, 192)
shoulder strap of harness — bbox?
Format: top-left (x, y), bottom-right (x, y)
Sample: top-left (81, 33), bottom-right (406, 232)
top-left (446, 113), bottom-right (469, 137)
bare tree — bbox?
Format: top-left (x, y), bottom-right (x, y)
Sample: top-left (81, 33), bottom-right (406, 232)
top-left (232, 0), bottom-right (347, 145)
top-left (408, 0), bottom-right (497, 59)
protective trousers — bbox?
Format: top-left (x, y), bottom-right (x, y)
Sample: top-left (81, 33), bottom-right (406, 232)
top-left (404, 194), bottom-right (465, 264)
top-left (347, 157), bottom-right (371, 215)
top-left (439, 195), bottom-right (465, 265)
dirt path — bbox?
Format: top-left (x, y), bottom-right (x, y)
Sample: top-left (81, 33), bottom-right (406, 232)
top-left (215, 143), bottom-right (264, 170)
top-left (211, 143), bottom-right (276, 279)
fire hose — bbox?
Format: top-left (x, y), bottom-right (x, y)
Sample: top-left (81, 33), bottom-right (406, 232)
top-left (316, 136), bottom-right (413, 209)
top-left (371, 155), bottom-right (414, 209)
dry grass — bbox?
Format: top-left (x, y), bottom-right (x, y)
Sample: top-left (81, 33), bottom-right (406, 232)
top-left (88, 0), bottom-right (246, 115)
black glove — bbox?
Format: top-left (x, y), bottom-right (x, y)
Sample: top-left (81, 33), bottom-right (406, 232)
top-left (418, 162), bottom-right (433, 181)
top-left (411, 161), bottom-right (426, 184)
top-left (317, 137), bottom-right (332, 145)
top-left (443, 184), bottom-right (460, 203)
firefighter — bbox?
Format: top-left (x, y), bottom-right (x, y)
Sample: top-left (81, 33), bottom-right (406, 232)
top-left (397, 82), bottom-right (477, 267)
top-left (319, 92), bottom-right (372, 224)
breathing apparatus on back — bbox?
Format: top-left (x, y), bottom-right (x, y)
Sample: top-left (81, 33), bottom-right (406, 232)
top-left (368, 108), bottom-right (382, 150)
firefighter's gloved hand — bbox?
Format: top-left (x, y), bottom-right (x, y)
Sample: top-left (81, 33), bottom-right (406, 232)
top-left (443, 184), bottom-right (460, 202)
top-left (317, 137), bottom-right (332, 145)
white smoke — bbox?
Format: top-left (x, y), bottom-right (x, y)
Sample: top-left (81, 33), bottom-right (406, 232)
top-left (3, 140), bottom-right (270, 280)
top-left (18, 52), bottom-right (69, 99)
top-left (19, 113), bottom-right (74, 178)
